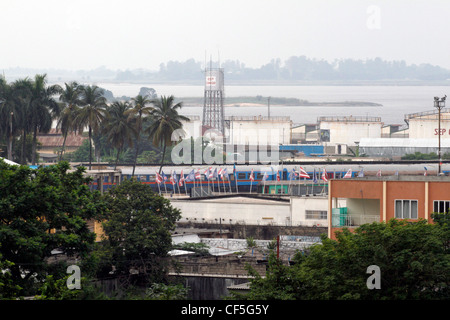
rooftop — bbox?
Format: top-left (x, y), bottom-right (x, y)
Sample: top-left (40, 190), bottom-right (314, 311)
top-left (339, 175), bottom-right (450, 182)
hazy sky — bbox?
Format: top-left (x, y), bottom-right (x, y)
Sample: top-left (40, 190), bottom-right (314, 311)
top-left (1, 0), bottom-right (450, 71)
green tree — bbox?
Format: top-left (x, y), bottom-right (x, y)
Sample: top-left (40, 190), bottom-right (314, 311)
top-left (243, 219), bottom-right (450, 300)
top-left (0, 77), bottom-right (24, 161)
top-left (0, 160), bottom-right (105, 297)
top-left (0, 252), bottom-right (22, 299)
top-left (57, 81), bottom-right (82, 161)
top-left (126, 94), bottom-right (153, 177)
top-left (103, 101), bottom-right (135, 169)
top-left (27, 74), bottom-right (62, 165)
top-left (74, 85), bottom-right (107, 170)
top-left (145, 95), bottom-right (189, 173)
top-left (99, 179), bottom-right (181, 288)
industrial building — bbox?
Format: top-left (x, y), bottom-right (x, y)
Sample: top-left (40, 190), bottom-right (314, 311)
top-left (170, 194), bottom-right (343, 228)
top-left (359, 108), bottom-right (450, 158)
top-left (224, 115), bottom-right (292, 146)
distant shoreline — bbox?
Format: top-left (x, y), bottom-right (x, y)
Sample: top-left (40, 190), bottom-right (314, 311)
top-left (177, 96), bottom-right (383, 107)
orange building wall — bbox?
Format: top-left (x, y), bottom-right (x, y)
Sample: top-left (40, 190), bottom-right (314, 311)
top-left (385, 181), bottom-right (425, 221)
top-left (329, 179), bottom-right (450, 240)
top-left (330, 180), bottom-right (384, 199)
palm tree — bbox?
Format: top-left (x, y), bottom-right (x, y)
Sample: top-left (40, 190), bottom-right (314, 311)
top-left (9, 78), bottom-right (33, 164)
top-left (74, 85), bottom-right (107, 170)
top-left (0, 77), bottom-right (22, 161)
top-left (28, 74), bottom-right (62, 165)
top-left (145, 95), bottom-right (189, 173)
top-left (126, 94), bottom-right (153, 177)
top-left (103, 101), bottom-right (135, 169)
top-left (57, 82), bottom-right (82, 161)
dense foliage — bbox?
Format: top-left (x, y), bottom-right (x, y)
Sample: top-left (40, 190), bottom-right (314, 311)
top-left (242, 218), bottom-right (450, 300)
top-left (96, 179), bottom-right (181, 288)
top-left (0, 160), bottom-right (105, 297)
top-left (0, 162), bottom-right (184, 299)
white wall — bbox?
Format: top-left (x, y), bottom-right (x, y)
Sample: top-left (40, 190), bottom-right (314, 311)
top-left (227, 118), bottom-right (291, 145)
top-left (171, 196), bottom-right (344, 227)
top-left (180, 117), bottom-right (202, 140)
top-left (409, 117), bottom-right (450, 139)
top-left (320, 121), bottom-right (382, 146)
top-left (171, 198), bottom-right (292, 226)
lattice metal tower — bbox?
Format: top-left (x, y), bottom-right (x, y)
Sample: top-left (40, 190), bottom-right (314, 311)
top-left (202, 62), bottom-right (225, 134)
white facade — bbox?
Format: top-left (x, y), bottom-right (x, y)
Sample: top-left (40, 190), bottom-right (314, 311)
top-left (170, 196), bottom-right (346, 227)
top-left (319, 116), bottom-right (383, 146)
top-left (179, 116), bottom-right (202, 140)
top-left (408, 111), bottom-right (450, 139)
top-left (226, 116), bottom-right (292, 145)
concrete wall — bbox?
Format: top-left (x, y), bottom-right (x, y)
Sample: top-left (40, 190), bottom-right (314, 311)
top-left (320, 120), bottom-right (382, 146)
top-left (171, 196), bottom-right (341, 228)
top-left (171, 197), bottom-right (292, 226)
top-left (226, 117), bottom-right (291, 145)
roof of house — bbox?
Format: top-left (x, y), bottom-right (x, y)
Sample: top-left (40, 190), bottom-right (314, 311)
top-left (37, 129), bottom-right (87, 148)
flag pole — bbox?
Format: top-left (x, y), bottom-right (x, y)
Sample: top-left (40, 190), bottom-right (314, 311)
top-left (250, 171), bottom-right (253, 194)
top-left (222, 173), bottom-right (226, 194)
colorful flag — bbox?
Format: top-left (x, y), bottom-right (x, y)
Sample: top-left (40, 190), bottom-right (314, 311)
top-left (377, 169), bottom-right (382, 177)
top-left (186, 169), bottom-right (195, 182)
top-left (321, 169), bottom-right (328, 182)
top-left (249, 169), bottom-right (255, 181)
top-left (262, 172), bottom-right (268, 181)
top-left (358, 168), bottom-right (364, 177)
top-left (289, 169), bottom-right (297, 180)
top-left (221, 168), bottom-right (228, 180)
top-left (161, 171), bottom-right (168, 182)
top-left (195, 169), bottom-right (201, 180)
top-left (424, 167), bottom-right (428, 176)
top-left (299, 167), bottom-right (310, 179)
top-left (204, 167), bottom-right (212, 179)
top-left (170, 171), bottom-right (177, 185)
top-left (343, 169), bottom-right (352, 179)
top-left (213, 168), bottom-right (218, 179)
top-left (179, 170), bottom-right (185, 186)
top-left (313, 168), bottom-right (318, 183)
top-left (155, 172), bottom-right (163, 184)
top-left (277, 171), bottom-right (281, 181)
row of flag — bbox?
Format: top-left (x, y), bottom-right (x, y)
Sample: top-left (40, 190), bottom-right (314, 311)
top-left (155, 167), bottom-right (231, 186)
top-left (153, 165), bottom-right (430, 187)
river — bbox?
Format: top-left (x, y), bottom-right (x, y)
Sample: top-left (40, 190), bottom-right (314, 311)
top-left (96, 83), bottom-right (450, 125)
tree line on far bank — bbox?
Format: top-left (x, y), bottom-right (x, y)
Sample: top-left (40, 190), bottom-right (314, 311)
top-left (0, 74), bottom-right (189, 174)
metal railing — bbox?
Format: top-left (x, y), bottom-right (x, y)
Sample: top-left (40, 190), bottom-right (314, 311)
top-left (318, 116), bottom-right (381, 123)
top-left (332, 213), bottom-right (379, 227)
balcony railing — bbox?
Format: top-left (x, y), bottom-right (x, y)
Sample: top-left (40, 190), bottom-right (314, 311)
top-left (332, 213), bottom-right (380, 227)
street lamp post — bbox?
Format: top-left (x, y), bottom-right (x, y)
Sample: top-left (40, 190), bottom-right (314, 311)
top-left (434, 95), bottom-right (447, 175)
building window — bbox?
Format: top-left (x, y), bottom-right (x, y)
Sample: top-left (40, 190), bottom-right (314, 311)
top-left (395, 200), bottom-right (418, 219)
top-left (306, 210), bottom-right (327, 220)
top-left (237, 173), bottom-right (247, 179)
top-left (433, 200), bottom-right (450, 213)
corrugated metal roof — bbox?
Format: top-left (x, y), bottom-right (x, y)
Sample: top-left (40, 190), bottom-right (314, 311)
top-left (37, 130), bottom-right (87, 147)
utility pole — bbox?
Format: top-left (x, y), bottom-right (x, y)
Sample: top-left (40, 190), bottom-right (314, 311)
top-left (434, 95), bottom-right (446, 175)
top-left (276, 235), bottom-right (280, 259)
